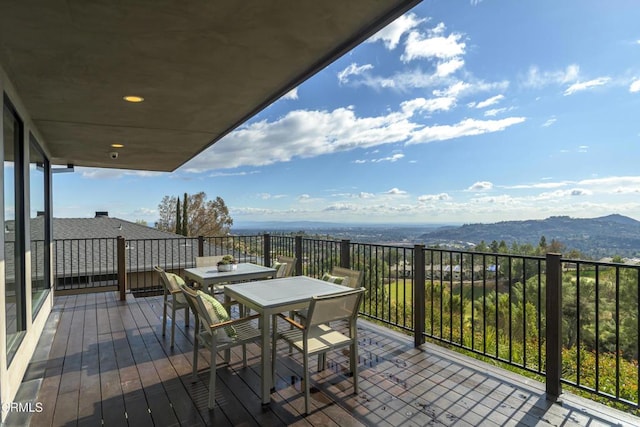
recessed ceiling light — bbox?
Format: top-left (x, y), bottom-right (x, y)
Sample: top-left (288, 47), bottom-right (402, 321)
top-left (123, 95), bottom-right (144, 103)
top-left (111, 143), bottom-right (124, 148)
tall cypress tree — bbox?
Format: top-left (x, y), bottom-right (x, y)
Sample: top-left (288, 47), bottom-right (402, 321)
top-left (182, 192), bottom-right (189, 236)
top-left (175, 197), bottom-right (182, 235)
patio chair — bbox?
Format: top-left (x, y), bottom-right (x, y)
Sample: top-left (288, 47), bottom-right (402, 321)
top-left (195, 255), bottom-right (225, 268)
top-left (293, 266), bottom-right (364, 324)
top-left (273, 255), bottom-right (296, 278)
top-left (272, 287), bottom-right (365, 414)
top-left (154, 266), bottom-right (190, 348)
top-left (181, 285), bottom-right (262, 409)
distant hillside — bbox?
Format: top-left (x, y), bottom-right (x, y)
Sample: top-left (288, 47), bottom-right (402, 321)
top-left (418, 214), bottom-right (640, 258)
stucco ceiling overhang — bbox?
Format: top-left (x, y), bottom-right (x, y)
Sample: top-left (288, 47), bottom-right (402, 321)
top-left (0, 0), bottom-right (421, 171)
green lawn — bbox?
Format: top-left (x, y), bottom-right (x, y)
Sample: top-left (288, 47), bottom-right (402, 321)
top-left (388, 279), bottom-right (413, 304)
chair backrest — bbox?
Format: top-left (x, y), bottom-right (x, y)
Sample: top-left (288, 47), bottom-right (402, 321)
top-left (274, 255), bottom-right (296, 277)
top-left (154, 265), bottom-right (186, 303)
top-left (180, 284), bottom-right (200, 317)
top-left (306, 287), bottom-right (364, 328)
top-left (195, 255), bottom-right (225, 268)
top-left (330, 266), bottom-right (364, 289)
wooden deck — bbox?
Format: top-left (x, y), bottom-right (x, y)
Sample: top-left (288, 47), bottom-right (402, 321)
top-left (7, 292), bottom-right (640, 426)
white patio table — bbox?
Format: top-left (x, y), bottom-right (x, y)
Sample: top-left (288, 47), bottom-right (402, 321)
top-left (184, 263), bottom-right (276, 294)
top-left (224, 276), bottom-right (353, 405)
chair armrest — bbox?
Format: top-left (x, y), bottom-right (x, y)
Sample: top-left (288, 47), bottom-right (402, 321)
top-left (276, 313), bottom-right (304, 330)
top-left (209, 313), bottom-right (261, 330)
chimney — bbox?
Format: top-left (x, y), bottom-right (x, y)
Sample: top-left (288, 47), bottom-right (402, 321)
top-left (95, 211), bottom-right (109, 218)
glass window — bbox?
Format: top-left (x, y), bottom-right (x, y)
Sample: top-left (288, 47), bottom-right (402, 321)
top-left (30, 135), bottom-right (50, 316)
top-left (4, 98), bottom-right (25, 363)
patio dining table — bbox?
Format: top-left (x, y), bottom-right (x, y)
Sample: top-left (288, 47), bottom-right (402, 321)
top-left (184, 263), bottom-right (276, 294)
top-left (224, 276), bottom-right (354, 405)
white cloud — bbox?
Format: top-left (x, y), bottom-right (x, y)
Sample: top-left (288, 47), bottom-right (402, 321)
top-left (324, 203), bottom-right (358, 212)
top-left (504, 181), bottom-right (569, 190)
top-left (564, 77), bottom-right (611, 95)
top-left (484, 108), bottom-right (507, 117)
top-left (209, 170), bottom-right (260, 177)
top-left (401, 24), bottom-right (466, 62)
top-left (257, 193), bottom-right (286, 200)
top-left (418, 193), bottom-right (451, 202)
top-left (183, 101), bottom-right (526, 172)
top-left (434, 80), bottom-right (509, 98)
top-left (475, 94), bottom-right (504, 109)
top-left (401, 96), bottom-right (457, 114)
top-left (536, 188), bottom-right (593, 200)
top-left (371, 153), bottom-right (405, 163)
top-left (367, 12), bottom-right (425, 50)
top-left (468, 181), bottom-right (493, 191)
top-left (435, 58), bottom-right (465, 77)
top-left (630, 79), bottom-right (640, 93)
top-left (579, 145), bottom-right (589, 152)
top-left (408, 117), bottom-right (526, 145)
top-left (338, 63), bottom-right (374, 84)
top-left (522, 64), bottom-right (580, 88)
top-left (78, 167), bottom-right (165, 179)
top-left (357, 192), bottom-right (375, 199)
top-left (281, 88), bottom-right (298, 100)
top-left (542, 117), bottom-right (557, 127)
top-left (353, 159), bottom-right (367, 164)
top-left (386, 188), bottom-right (407, 195)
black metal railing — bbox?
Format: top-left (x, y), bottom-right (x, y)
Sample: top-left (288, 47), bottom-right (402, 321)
top-left (53, 238), bottom-right (118, 292)
top-left (48, 233), bottom-right (640, 411)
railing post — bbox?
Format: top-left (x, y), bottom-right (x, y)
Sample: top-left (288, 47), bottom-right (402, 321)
top-left (414, 244), bottom-right (426, 347)
top-left (294, 235), bottom-right (303, 276)
top-left (117, 236), bottom-right (127, 301)
top-left (545, 253), bottom-right (563, 400)
top-left (340, 239), bottom-right (351, 268)
top-left (198, 235), bottom-right (204, 257)
top-left (263, 233), bottom-right (271, 267)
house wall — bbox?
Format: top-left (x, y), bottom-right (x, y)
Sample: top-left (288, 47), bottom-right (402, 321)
top-left (1, 64), bottom-right (54, 421)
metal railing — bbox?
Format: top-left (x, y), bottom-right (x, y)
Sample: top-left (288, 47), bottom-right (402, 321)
top-left (53, 238), bottom-right (118, 293)
top-left (49, 233), bottom-right (640, 411)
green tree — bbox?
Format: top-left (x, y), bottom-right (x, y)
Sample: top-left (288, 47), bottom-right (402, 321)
top-left (182, 192), bottom-right (189, 236)
top-left (175, 197), bottom-right (182, 235)
top-left (156, 192), bottom-right (233, 236)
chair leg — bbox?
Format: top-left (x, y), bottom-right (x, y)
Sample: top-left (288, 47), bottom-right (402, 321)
top-left (317, 352), bottom-right (327, 372)
top-left (208, 344), bottom-right (217, 409)
top-left (351, 342), bottom-right (359, 394)
top-left (192, 319), bottom-right (199, 380)
top-left (303, 349), bottom-right (310, 415)
top-left (242, 344), bottom-right (247, 367)
top-left (162, 302), bottom-right (168, 337)
top-left (271, 321), bottom-right (278, 385)
top-left (171, 305), bottom-right (176, 348)
top-left (184, 306), bottom-right (190, 327)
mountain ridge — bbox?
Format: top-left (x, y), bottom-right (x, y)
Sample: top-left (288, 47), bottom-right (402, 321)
top-left (419, 214), bottom-right (640, 258)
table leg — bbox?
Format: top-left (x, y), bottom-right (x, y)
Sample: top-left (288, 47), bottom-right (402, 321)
top-left (261, 312), bottom-right (271, 405)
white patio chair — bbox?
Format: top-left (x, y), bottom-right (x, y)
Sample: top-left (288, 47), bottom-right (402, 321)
top-left (272, 287), bottom-right (365, 414)
top-left (273, 255), bottom-right (296, 278)
top-left (195, 255), bottom-right (225, 268)
top-left (154, 265), bottom-right (190, 348)
top-left (181, 285), bottom-right (262, 409)
top-left (293, 266), bottom-right (364, 324)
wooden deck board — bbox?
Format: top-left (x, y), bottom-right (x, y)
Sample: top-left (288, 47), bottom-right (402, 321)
top-left (19, 292), bottom-right (640, 427)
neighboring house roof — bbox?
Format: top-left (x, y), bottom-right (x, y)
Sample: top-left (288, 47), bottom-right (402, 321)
top-left (6, 216), bottom-right (243, 281)
top-left (53, 216), bottom-right (182, 240)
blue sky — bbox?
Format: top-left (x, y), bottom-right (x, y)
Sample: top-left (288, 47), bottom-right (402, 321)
top-left (53, 1), bottom-right (640, 226)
